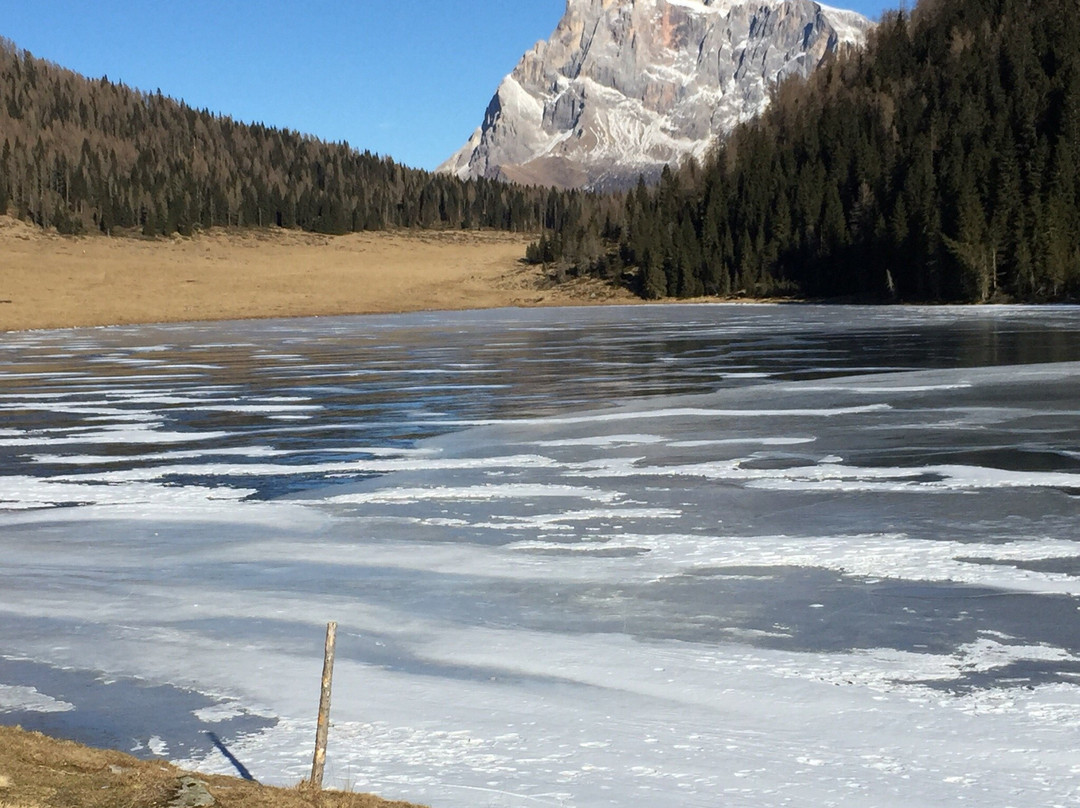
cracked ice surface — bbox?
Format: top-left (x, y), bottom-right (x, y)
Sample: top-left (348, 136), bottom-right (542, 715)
top-left (2, 305), bottom-right (1080, 806)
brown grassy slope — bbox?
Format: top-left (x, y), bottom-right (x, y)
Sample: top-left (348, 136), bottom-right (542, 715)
top-left (0, 725), bottom-right (427, 808)
top-left (0, 216), bottom-right (637, 331)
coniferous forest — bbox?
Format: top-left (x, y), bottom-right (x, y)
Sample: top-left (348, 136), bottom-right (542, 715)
top-left (0, 38), bottom-right (578, 237)
top-left (538, 0), bottom-right (1080, 302)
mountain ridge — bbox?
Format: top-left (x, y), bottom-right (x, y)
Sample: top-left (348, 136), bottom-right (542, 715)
top-left (440, 0), bottom-right (873, 189)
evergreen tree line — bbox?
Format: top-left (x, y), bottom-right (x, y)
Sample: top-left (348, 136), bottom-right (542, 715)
top-left (0, 39), bottom-right (575, 237)
top-left (538, 0), bottom-right (1080, 302)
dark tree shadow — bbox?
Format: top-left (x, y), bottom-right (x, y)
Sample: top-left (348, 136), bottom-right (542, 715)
top-left (206, 731), bottom-right (256, 781)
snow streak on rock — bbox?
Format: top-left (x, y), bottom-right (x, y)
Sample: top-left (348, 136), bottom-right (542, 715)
top-left (440, 0), bottom-right (873, 189)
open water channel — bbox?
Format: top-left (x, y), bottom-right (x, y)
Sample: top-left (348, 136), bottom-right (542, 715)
top-left (1, 304), bottom-right (1080, 806)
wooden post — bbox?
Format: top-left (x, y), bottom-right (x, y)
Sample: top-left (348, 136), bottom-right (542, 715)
top-left (310, 621), bottom-right (337, 790)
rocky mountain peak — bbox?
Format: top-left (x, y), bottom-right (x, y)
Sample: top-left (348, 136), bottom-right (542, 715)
top-left (440, 0), bottom-right (873, 189)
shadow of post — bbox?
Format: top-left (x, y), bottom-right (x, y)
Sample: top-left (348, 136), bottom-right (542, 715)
top-left (206, 731), bottom-right (257, 782)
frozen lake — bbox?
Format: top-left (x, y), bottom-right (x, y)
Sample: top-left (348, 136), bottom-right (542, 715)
top-left (2, 304), bottom-right (1080, 807)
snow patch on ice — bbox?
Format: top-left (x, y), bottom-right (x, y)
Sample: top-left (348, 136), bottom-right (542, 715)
top-left (563, 456), bottom-right (1080, 493)
top-left (325, 483), bottom-right (621, 506)
top-left (532, 434), bottom-right (666, 447)
top-left (0, 684), bottom-right (75, 714)
top-left (428, 403), bottom-right (891, 428)
top-left (193, 702), bottom-right (247, 723)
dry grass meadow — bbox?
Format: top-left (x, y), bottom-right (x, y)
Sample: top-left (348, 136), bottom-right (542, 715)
top-left (0, 216), bottom-right (637, 332)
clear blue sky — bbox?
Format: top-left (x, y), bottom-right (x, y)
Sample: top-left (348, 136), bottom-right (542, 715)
top-left (1, 0), bottom-right (897, 172)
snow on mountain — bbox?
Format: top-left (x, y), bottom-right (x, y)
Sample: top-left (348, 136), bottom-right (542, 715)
top-left (439, 0), bottom-right (874, 189)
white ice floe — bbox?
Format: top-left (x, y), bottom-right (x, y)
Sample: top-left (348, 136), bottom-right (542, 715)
top-left (177, 403), bottom-right (320, 414)
top-left (563, 456), bottom-right (1080, 493)
top-left (192, 703), bottom-right (247, 723)
top-left (778, 383), bottom-right (975, 394)
top-left (502, 531), bottom-right (1080, 594)
top-left (0, 684), bottom-right (75, 714)
top-left (325, 483), bottom-right (621, 505)
top-left (0, 426), bottom-right (232, 447)
top-left (531, 434), bottom-right (667, 447)
top-left (20, 454), bottom-right (560, 485)
top-left (470, 507), bottom-right (683, 532)
top-left (28, 445), bottom-right (435, 466)
top-left (425, 404), bottom-right (892, 427)
top-left (30, 446), bottom-right (290, 465)
top-left (744, 462), bottom-right (1080, 493)
top-left (0, 475), bottom-right (253, 511)
top-left (667, 436), bottom-right (816, 448)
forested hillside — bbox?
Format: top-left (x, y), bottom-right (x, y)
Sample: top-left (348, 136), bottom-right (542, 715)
top-left (542, 0), bottom-right (1080, 302)
top-left (5, 0), bottom-right (1078, 305)
top-left (0, 39), bottom-right (578, 237)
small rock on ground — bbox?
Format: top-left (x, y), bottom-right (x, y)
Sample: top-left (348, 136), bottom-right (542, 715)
top-left (169, 775), bottom-right (214, 808)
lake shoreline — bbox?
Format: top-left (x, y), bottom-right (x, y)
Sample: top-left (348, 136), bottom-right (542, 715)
top-left (6, 216), bottom-right (1030, 335)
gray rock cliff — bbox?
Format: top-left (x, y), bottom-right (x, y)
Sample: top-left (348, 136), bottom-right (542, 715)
top-left (440, 0), bottom-right (873, 189)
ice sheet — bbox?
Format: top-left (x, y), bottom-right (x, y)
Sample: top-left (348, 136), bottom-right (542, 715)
top-left (2, 305), bottom-right (1080, 807)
